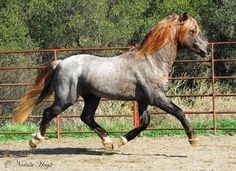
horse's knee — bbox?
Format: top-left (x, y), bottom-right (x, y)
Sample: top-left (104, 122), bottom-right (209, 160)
top-left (140, 112), bottom-right (150, 129)
top-left (142, 119), bottom-right (150, 129)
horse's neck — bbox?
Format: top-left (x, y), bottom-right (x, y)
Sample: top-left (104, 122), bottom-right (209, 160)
top-left (150, 43), bottom-right (177, 74)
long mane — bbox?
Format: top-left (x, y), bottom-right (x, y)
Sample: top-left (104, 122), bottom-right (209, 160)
top-left (137, 14), bottom-right (200, 56)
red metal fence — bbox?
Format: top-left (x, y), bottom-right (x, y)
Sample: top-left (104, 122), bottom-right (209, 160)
top-left (0, 42), bottom-right (235, 137)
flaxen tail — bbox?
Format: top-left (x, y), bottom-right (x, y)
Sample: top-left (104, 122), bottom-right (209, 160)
top-left (12, 60), bottom-right (61, 123)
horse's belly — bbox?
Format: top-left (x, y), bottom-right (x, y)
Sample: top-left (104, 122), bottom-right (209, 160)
top-left (90, 84), bottom-right (136, 100)
top-left (84, 76), bottom-right (136, 100)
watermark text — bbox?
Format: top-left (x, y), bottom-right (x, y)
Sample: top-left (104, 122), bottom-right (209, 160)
top-left (4, 160), bottom-right (53, 169)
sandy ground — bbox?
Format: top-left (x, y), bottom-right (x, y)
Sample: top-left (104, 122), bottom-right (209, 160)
top-left (0, 135), bottom-right (235, 171)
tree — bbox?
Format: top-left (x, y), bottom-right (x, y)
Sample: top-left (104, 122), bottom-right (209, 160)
top-left (0, 0), bottom-right (36, 51)
top-left (199, 0), bottom-right (236, 41)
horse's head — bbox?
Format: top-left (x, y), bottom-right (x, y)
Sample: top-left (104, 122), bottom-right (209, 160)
top-left (177, 13), bottom-right (209, 57)
top-left (137, 13), bottom-right (209, 57)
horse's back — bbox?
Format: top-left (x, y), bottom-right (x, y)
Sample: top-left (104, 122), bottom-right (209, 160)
top-left (53, 54), bottom-right (137, 100)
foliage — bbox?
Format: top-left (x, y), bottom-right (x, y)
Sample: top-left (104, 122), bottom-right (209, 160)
top-left (0, 0), bottom-right (235, 49)
top-left (0, 0), bottom-right (37, 51)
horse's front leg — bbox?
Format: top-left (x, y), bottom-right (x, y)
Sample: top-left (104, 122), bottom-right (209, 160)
top-left (153, 91), bottom-right (199, 146)
top-left (118, 101), bottom-right (150, 147)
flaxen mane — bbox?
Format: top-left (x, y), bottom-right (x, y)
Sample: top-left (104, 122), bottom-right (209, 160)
top-left (137, 14), bottom-right (200, 56)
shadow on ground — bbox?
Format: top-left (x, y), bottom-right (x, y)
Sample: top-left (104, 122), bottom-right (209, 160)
top-left (0, 148), bottom-right (187, 158)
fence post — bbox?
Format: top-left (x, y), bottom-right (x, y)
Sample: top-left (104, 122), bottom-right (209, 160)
top-left (133, 101), bottom-right (139, 128)
top-left (52, 49), bottom-right (57, 60)
top-left (211, 43), bottom-right (217, 135)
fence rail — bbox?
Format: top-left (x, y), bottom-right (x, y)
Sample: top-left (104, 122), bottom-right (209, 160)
top-left (0, 42), bottom-right (235, 138)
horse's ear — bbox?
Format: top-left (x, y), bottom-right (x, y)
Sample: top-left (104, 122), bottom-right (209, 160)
top-left (179, 13), bottom-right (188, 22)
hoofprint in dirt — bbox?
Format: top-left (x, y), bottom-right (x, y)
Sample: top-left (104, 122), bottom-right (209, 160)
top-left (0, 135), bottom-right (235, 171)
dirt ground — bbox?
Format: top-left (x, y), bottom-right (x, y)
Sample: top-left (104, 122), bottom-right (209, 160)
top-left (0, 135), bottom-right (235, 171)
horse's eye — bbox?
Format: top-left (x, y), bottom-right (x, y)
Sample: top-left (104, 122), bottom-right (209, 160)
top-left (190, 29), bottom-right (196, 34)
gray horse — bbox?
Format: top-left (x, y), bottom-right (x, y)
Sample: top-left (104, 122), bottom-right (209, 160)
top-left (13, 13), bottom-right (209, 149)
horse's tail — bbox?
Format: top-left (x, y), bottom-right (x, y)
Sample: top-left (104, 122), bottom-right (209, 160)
top-left (12, 60), bottom-right (62, 123)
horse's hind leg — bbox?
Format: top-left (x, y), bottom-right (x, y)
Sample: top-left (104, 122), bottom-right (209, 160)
top-left (30, 81), bottom-right (78, 149)
top-left (80, 95), bottom-right (113, 150)
top-left (29, 102), bottom-right (72, 149)
top-left (118, 101), bottom-right (150, 147)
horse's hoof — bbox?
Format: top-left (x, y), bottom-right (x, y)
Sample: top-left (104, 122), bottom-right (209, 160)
top-left (103, 142), bottom-right (114, 150)
top-left (189, 137), bottom-right (200, 147)
top-left (29, 139), bottom-right (37, 149)
top-left (118, 137), bottom-right (128, 148)
top-left (29, 139), bottom-right (41, 149)
top-left (102, 136), bottom-right (114, 150)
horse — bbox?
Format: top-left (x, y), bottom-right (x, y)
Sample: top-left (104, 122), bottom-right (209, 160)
top-left (13, 13), bottom-right (209, 149)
